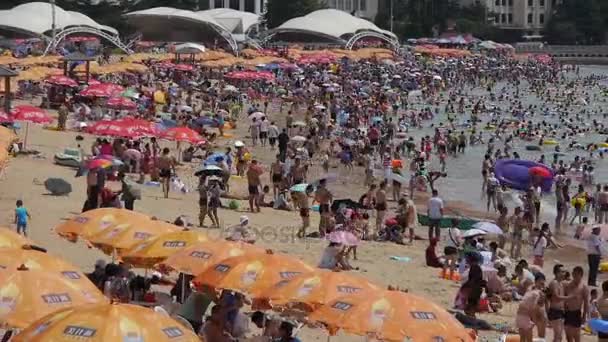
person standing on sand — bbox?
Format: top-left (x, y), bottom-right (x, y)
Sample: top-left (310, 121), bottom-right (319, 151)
top-left (427, 189), bottom-right (444, 241)
top-left (270, 155), bottom-right (284, 199)
top-left (547, 264), bottom-right (570, 342)
top-left (564, 266), bottom-right (590, 342)
top-left (587, 226), bottom-right (603, 287)
top-left (246, 160), bottom-right (263, 213)
top-left (158, 147), bottom-right (176, 199)
top-left (516, 273), bottom-right (546, 342)
top-left (315, 179), bottom-right (333, 237)
top-left (14, 200), bottom-right (31, 237)
top-left (374, 181), bottom-right (388, 239)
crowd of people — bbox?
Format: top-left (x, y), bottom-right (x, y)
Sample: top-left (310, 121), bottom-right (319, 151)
top-left (25, 40), bottom-right (608, 341)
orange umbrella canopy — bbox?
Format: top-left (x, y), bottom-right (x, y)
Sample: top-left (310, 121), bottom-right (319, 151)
top-left (12, 303), bottom-right (201, 342)
top-left (308, 289), bottom-right (474, 342)
top-left (87, 219), bottom-right (179, 255)
top-left (55, 208), bottom-right (149, 242)
top-left (0, 267), bottom-right (108, 328)
top-left (192, 252), bottom-right (315, 295)
top-left (259, 270), bottom-right (380, 311)
top-left (120, 230), bottom-right (208, 268)
top-left (159, 240), bottom-right (266, 275)
top-left (0, 227), bottom-right (34, 249)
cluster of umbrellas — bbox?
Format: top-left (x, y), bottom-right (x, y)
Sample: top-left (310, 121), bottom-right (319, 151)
top-left (0, 226), bottom-right (202, 341)
top-left (48, 208), bottom-right (474, 341)
top-left (153, 61), bottom-right (195, 72)
top-left (224, 70), bottom-right (276, 82)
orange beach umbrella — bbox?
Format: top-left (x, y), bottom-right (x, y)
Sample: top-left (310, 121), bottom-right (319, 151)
top-left (55, 208), bottom-right (149, 242)
top-left (308, 289), bottom-right (474, 342)
top-left (120, 230), bottom-right (208, 268)
top-left (0, 267), bottom-right (108, 328)
top-left (12, 303), bottom-right (201, 341)
top-left (0, 248), bottom-right (84, 275)
top-left (192, 251), bottom-right (315, 295)
top-left (87, 219), bottom-right (179, 255)
top-left (159, 240), bottom-right (266, 275)
top-left (0, 227), bottom-right (34, 249)
top-left (259, 270), bottom-right (380, 311)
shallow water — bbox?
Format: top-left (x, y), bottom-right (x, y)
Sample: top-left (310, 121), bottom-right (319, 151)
top-left (403, 65), bottom-right (608, 225)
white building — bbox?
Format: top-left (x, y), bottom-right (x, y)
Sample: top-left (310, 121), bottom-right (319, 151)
top-left (206, 0), bottom-right (265, 15)
top-left (459, 0), bottom-right (561, 35)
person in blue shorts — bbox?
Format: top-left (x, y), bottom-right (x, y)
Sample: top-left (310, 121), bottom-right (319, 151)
top-left (14, 200), bottom-right (31, 237)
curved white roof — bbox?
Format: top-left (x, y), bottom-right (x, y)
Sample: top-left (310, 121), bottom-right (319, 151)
top-left (126, 7), bottom-right (259, 35)
top-left (0, 2), bottom-right (118, 36)
top-left (274, 9), bottom-right (397, 41)
top-left (199, 8), bottom-right (260, 33)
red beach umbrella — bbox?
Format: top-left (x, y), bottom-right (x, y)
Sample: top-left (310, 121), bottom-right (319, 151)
top-left (45, 75), bottom-right (78, 87)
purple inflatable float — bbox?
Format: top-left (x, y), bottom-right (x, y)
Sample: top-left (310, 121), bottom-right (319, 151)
top-left (494, 159), bottom-right (554, 193)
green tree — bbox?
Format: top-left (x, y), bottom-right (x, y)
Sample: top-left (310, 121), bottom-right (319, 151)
top-left (263, 0), bottom-right (326, 29)
top-left (546, 0), bottom-right (606, 44)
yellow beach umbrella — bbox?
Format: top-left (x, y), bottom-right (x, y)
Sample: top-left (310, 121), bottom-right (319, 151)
top-left (159, 240), bottom-right (266, 275)
top-left (0, 227), bottom-right (34, 249)
top-left (308, 289), bottom-right (474, 342)
top-left (54, 208), bottom-right (149, 242)
top-left (88, 219), bottom-right (179, 255)
top-left (0, 248), bottom-right (83, 275)
top-left (258, 270), bottom-right (381, 311)
top-left (13, 303), bottom-right (201, 341)
top-left (0, 266), bottom-right (108, 328)
top-left (120, 230), bottom-right (208, 268)
top-left (192, 251), bottom-right (315, 296)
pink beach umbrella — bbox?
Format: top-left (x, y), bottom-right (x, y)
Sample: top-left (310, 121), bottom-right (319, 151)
top-left (326, 230), bottom-right (360, 246)
top-left (45, 75), bottom-right (78, 87)
top-left (10, 105), bottom-right (53, 150)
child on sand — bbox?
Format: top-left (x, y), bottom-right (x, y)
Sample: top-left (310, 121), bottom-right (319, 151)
top-left (14, 200), bottom-right (31, 237)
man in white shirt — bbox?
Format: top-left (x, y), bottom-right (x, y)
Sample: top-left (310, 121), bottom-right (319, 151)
top-left (259, 117), bottom-right (270, 147)
top-left (587, 226), bottom-right (603, 287)
top-left (427, 189), bottom-right (444, 240)
top-left (268, 121), bottom-right (280, 150)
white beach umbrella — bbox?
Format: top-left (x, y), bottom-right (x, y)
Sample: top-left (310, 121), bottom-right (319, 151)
top-left (472, 222), bottom-right (503, 235)
top-left (463, 229), bottom-right (487, 238)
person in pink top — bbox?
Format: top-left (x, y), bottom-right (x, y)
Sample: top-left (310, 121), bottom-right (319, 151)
top-left (99, 139), bottom-right (113, 156)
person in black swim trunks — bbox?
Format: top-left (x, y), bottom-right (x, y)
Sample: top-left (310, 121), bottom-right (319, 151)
top-left (247, 160), bottom-right (263, 213)
top-left (315, 179), bottom-right (332, 237)
top-left (157, 147), bottom-right (176, 199)
top-left (564, 266), bottom-right (589, 342)
top-left (547, 264), bottom-right (572, 342)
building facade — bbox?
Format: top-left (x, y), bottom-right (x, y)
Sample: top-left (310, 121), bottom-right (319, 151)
top-left (459, 0), bottom-right (561, 35)
top-left (206, 0), bottom-right (265, 15)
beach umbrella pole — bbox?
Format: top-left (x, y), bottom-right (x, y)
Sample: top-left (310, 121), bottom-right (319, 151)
top-left (23, 121), bottom-right (29, 151)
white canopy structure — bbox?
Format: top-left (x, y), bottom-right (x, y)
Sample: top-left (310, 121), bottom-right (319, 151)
top-left (125, 7), bottom-right (262, 54)
top-left (0, 2), bottom-right (130, 54)
top-left (175, 42), bottom-right (206, 54)
top-left (264, 9), bottom-right (399, 49)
